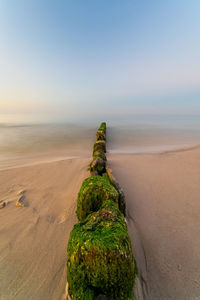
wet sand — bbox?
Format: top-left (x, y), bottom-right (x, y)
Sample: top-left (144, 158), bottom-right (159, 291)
top-left (0, 145), bottom-right (200, 299)
top-left (108, 145), bottom-right (200, 299)
top-left (0, 157), bottom-right (90, 300)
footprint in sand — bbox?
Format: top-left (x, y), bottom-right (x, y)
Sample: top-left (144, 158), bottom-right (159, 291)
top-left (0, 188), bottom-right (29, 209)
top-left (57, 213), bottom-right (67, 224)
top-left (16, 189), bottom-right (28, 207)
top-left (17, 189), bottom-right (26, 196)
top-left (46, 215), bottom-right (55, 224)
top-left (57, 208), bottom-right (72, 224)
top-left (0, 200), bottom-right (7, 209)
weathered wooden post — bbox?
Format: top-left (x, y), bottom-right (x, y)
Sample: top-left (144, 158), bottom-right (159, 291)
top-left (66, 122), bottom-right (136, 299)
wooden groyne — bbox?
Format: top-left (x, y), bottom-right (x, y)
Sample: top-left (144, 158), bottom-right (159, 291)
top-left (66, 122), bottom-right (136, 299)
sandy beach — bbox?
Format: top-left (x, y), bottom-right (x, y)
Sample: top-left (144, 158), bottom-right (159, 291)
top-left (0, 157), bottom-right (90, 300)
top-left (0, 145), bottom-right (200, 299)
top-left (108, 145), bottom-right (200, 299)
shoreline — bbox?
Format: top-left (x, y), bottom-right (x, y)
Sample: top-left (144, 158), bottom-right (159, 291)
top-left (108, 143), bottom-right (200, 155)
top-left (0, 155), bottom-right (81, 171)
top-left (1, 143), bottom-right (199, 172)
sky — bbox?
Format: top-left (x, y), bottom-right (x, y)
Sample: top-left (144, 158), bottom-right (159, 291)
top-left (0, 0), bottom-right (200, 123)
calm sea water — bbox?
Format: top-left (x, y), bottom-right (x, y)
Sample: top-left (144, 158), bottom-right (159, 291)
top-left (107, 115), bottom-right (200, 153)
top-left (0, 123), bottom-right (95, 169)
top-left (0, 115), bottom-right (200, 169)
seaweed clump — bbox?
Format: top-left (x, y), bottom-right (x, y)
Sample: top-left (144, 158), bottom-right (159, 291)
top-left (67, 201), bottom-right (135, 300)
top-left (76, 175), bottom-right (119, 221)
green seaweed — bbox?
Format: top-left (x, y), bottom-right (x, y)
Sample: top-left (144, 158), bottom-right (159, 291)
top-left (89, 157), bottom-right (106, 176)
top-left (76, 175), bottom-right (119, 221)
top-left (67, 201), bottom-right (135, 300)
top-left (98, 122), bottom-right (106, 133)
top-left (93, 140), bottom-right (106, 153)
top-left (96, 130), bottom-right (106, 141)
top-left (93, 150), bottom-right (107, 161)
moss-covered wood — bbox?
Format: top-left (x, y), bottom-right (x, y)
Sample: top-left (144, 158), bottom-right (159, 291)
top-left (96, 130), bottom-right (106, 141)
top-left (76, 175), bottom-right (119, 221)
top-left (93, 150), bottom-right (107, 161)
top-left (98, 122), bottom-right (106, 133)
top-left (67, 201), bottom-right (135, 300)
top-left (67, 121), bottom-right (136, 299)
top-left (93, 140), bottom-right (106, 153)
top-left (90, 157), bottom-right (106, 176)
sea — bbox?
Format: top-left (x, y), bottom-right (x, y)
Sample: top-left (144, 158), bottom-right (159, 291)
top-left (0, 114), bottom-right (200, 170)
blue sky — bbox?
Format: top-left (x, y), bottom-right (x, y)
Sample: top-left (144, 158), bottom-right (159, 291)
top-left (0, 0), bottom-right (200, 122)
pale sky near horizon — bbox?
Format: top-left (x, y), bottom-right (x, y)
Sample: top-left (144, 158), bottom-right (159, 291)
top-left (0, 0), bottom-right (200, 122)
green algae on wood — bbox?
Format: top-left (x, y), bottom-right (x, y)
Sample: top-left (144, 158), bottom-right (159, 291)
top-left (90, 150), bottom-right (107, 175)
top-left (90, 157), bottom-right (106, 176)
top-left (67, 201), bottom-right (135, 300)
top-left (66, 121), bottom-right (136, 299)
top-left (76, 175), bottom-right (119, 221)
top-left (96, 130), bottom-right (106, 141)
top-left (93, 140), bottom-right (106, 153)
top-left (98, 122), bottom-right (106, 133)
top-left (93, 150), bottom-right (107, 161)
